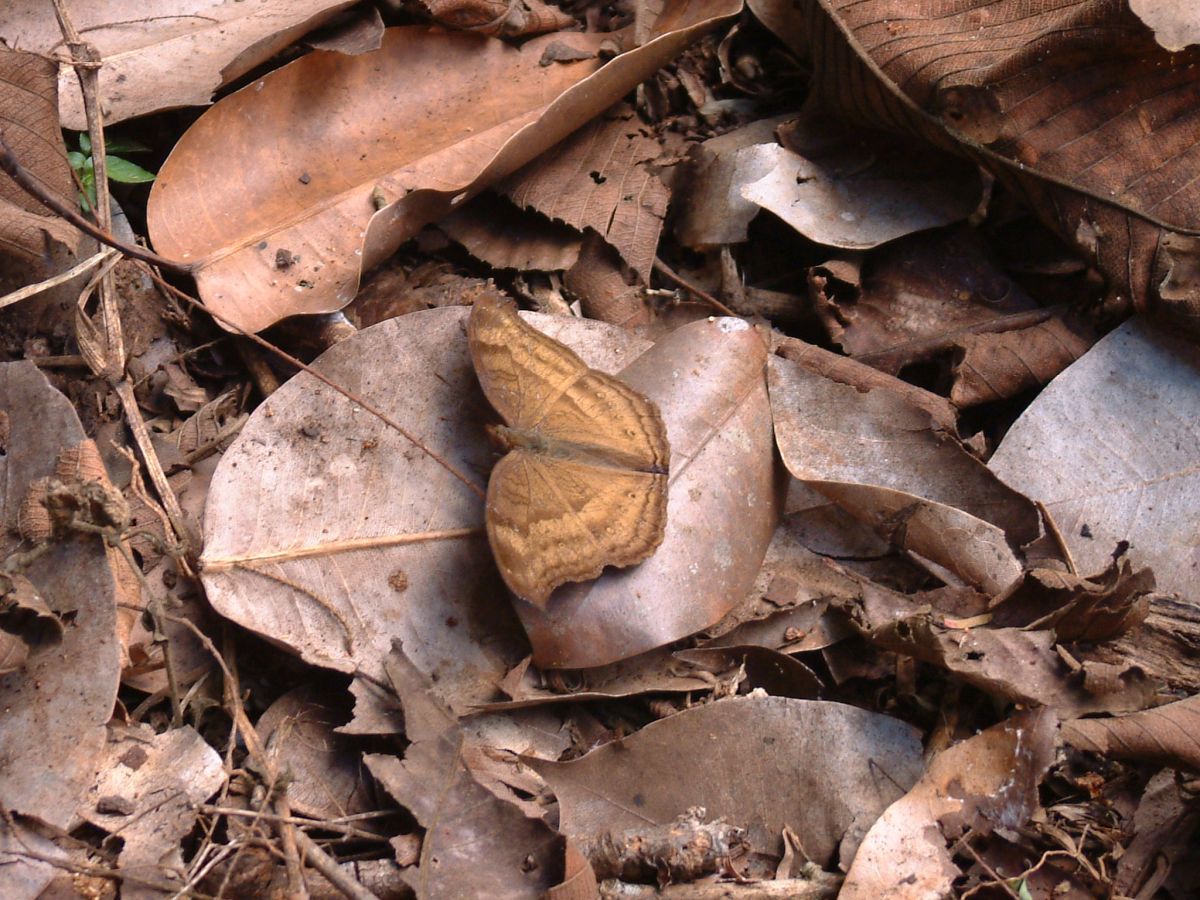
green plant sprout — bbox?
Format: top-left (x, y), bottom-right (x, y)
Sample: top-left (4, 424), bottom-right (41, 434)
top-left (67, 132), bottom-right (156, 213)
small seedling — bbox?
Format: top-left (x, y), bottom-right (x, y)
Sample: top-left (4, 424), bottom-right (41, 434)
top-left (67, 132), bottom-right (156, 213)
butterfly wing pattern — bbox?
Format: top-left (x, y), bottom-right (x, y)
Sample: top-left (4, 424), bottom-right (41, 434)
top-left (468, 294), bottom-right (670, 607)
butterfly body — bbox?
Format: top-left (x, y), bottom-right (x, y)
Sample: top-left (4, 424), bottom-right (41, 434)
top-left (468, 295), bottom-right (670, 607)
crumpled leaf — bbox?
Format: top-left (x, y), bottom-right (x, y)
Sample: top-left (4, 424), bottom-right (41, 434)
top-left (1062, 693), bottom-right (1200, 773)
top-left (841, 567), bottom-right (1159, 716)
top-left (987, 556), bottom-right (1154, 643)
top-left (768, 344), bottom-right (1042, 594)
top-left (200, 299), bottom-right (774, 708)
top-left (741, 105), bottom-right (981, 250)
top-left (0, 363), bottom-right (121, 899)
top-left (80, 723), bottom-right (225, 899)
top-left (748, 0), bottom-right (1200, 332)
top-left (1, 0), bottom-right (357, 129)
top-left (989, 317), bottom-right (1200, 602)
top-left (365, 642), bottom-right (563, 899)
top-left (530, 695), bottom-right (924, 869)
top-left (841, 708), bottom-right (1057, 899)
top-left (0, 49), bottom-right (84, 264)
top-left (147, 2), bottom-right (740, 333)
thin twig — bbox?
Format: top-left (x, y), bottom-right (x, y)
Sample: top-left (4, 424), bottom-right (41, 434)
top-left (0, 248), bottom-right (117, 311)
top-left (293, 830), bottom-right (380, 900)
top-left (653, 257), bottom-right (738, 317)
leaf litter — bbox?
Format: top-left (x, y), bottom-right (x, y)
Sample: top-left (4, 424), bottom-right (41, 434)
top-left (2, 1), bottom-right (1200, 898)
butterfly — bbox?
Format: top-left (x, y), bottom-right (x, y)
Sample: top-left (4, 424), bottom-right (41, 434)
top-left (468, 294), bottom-right (669, 607)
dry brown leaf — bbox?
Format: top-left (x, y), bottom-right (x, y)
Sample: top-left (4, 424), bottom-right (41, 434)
top-left (147, 3), bottom-right (740, 334)
top-left (502, 104), bottom-right (668, 286)
top-left (749, 0), bottom-right (1200, 332)
top-left (1062, 694), bottom-right (1200, 772)
top-left (990, 317), bottom-right (1200, 603)
top-left (530, 695), bottom-right (924, 870)
top-left (365, 642), bottom-right (564, 899)
top-left (841, 708), bottom-right (1057, 899)
top-left (80, 723), bottom-right (225, 899)
top-left (0, 49), bottom-right (83, 264)
top-left (440, 192), bottom-right (582, 272)
top-left (0, 363), bottom-right (121, 898)
top-left (741, 105), bottom-right (981, 250)
top-left (1, 0), bottom-right (357, 129)
top-left (422, 0), bottom-right (576, 37)
top-left (808, 227), bottom-right (1095, 408)
top-left (673, 114), bottom-right (793, 249)
top-left (768, 348), bottom-right (1041, 594)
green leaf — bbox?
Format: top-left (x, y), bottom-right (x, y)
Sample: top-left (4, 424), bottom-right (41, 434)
top-left (1012, 879), bottom-right (1033, 900)
top-left (104, 155), bottom-right (156, 184)
top-left (67, 151), bottom-right (86, 171)
top-left (78, 132), bottom-right (90, 154)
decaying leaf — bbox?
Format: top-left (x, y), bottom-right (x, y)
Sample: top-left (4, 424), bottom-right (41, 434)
top-left (989, 317), bottom-right (1200, 603)
top-left (0, 363), bottom-right (121, 898)
top-left (531, 695), bottom-right (924, 870)
top-left (1, 0), bottom-right (358, 129)
top-left (147, 2), bottom-right (740, 333)
top-left (841, 707), bottom-right (1057, 899)
top-left (80, 723), bottom-right (225, 899)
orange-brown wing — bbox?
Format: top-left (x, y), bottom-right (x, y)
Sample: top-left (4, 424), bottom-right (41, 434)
top-left (485, 450), bottom-right (668, 607)
top-left (538, 369), bottom-right (669, 473)
top-left (468, 293), bottom-right (587, 430)
top-left (468, 294), bottom-right (669, 472)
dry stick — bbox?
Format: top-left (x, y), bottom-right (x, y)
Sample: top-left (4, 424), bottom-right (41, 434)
top-left (653, 257), bottom-right (738, 317)
top-left (46, 3), bottom-right (194, 561)
top-left (138, 263), bottom-right (487, 500)
top-left (292, 830), bottom-right (379, 900)
top-left (219, 629), bottom-right (308, 899)
top-left (0, 247), bottom-right (116, 311)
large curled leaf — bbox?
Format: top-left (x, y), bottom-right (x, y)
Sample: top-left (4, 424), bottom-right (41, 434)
top-left (147, 2), bottom-right (739, 333)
